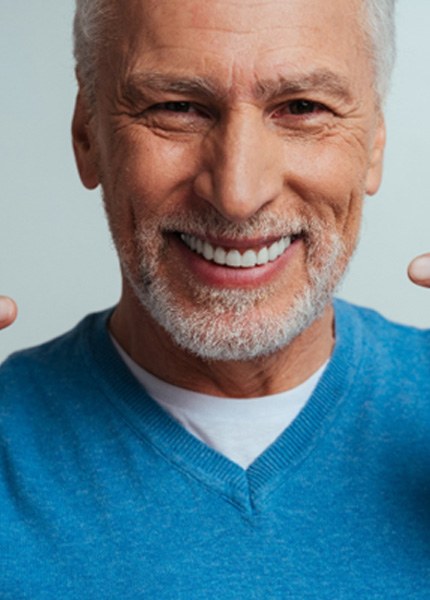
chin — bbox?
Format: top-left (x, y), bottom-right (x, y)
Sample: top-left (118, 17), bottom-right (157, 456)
top-left (125, 239), bottom-right (345, 362)
top-left (148, 286), bottom-right (332, 362)
top-left (116, 204), bottom-right (350, 361)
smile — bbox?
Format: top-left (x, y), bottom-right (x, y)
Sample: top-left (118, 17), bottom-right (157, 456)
top-left (179, 233), bottom-right (292, 268)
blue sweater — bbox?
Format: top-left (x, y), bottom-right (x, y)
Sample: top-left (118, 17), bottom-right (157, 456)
top-left (1, 300), bottom-right (430, 599)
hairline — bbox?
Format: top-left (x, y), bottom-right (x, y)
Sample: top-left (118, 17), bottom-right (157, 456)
top-left (73, 0), bottom-right (396, 107)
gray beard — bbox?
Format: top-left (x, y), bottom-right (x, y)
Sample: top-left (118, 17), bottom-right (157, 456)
top-left (120, 211), bottom-right (347, 362)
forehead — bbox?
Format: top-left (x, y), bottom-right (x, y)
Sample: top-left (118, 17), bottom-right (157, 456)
top-left (107, 0), bottom-right (370, 96)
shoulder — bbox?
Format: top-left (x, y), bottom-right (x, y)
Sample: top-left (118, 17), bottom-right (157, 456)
top-left (0, 309), bottom-right (113, 403)
top-left (334, 298), bottom-right (430, 345)
top-left (334, 298), bottom-right (430, 387)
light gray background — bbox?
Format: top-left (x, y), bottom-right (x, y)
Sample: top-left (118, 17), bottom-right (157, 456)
top-left (1, 1), bottom-right (429, 363)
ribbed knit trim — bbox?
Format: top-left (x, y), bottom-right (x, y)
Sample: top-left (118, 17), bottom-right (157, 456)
top-left (78, 299), bottom-right (363, 514)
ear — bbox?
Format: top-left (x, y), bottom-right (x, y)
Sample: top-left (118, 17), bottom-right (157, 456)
top-left (365, 115), bottom-right (386, 197)
top-left (72, 90), bottom-right (100, 190)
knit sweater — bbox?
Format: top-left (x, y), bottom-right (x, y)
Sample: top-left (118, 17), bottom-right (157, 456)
top-left (1, 300), bottom-right (430, 599)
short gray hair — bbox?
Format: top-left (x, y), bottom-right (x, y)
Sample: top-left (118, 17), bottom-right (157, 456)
top-left (364, 0), bottom-right (397, 101)
top-left (73, 0), bottom-right (396, 104)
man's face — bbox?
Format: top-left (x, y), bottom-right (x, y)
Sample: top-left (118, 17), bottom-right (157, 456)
top-left (74, 0), bottom-right (385, 361)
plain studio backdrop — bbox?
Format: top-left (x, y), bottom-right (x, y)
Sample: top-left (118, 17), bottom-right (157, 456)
top-left (1, 1), bottom-right (429, 363)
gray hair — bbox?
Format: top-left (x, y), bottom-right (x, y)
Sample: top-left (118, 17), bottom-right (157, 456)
top-left (73, 0), bottom-right (396, 105)
top-left (365, 0), bottom-right (397, 101)
top-left (73, 0), bottom-right (113, 102)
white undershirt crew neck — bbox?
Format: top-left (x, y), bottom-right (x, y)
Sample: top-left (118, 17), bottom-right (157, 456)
top-left (111, 336), bottom-right (327, 469)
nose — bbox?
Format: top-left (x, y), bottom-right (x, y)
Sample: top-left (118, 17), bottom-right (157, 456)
top-left (193, 108), bottom-right (284, 223)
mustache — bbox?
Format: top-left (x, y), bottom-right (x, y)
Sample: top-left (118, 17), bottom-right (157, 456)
top-left (144, 205), bottom-right (324, 241)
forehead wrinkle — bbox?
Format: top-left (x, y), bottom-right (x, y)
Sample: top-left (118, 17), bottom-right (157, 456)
top-left (254, 69), bottom-right (354, 102)
top-left (124, 72), bottom-right (226, 101)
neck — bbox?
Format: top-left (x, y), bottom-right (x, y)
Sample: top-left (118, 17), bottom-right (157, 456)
top-left (109, 288), bottom-right (335, 398)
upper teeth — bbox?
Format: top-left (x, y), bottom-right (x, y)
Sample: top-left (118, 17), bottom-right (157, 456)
top-left (180, 234), bottom-right (291, 268)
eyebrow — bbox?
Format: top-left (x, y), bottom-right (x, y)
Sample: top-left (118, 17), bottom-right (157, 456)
top-left (254, 70), bottom-right (353, 102)
top-left (123, 73), bottom-right (224, 102)
top-left (124, 68), bottom-right (353, 104)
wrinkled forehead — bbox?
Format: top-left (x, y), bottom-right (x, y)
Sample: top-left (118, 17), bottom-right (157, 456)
top-left (102, 0), bottom-right (372, 96)
top-left (110, 0), bottom-right (366, 47)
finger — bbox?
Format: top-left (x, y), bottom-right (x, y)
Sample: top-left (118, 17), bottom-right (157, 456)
top-left (0, 296), bottom-right (17, 330)
top-left (408, 254), bottom-right (430, 288)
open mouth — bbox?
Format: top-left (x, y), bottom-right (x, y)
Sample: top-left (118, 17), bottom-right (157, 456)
top-left (179, 233), bottom-right (298, 269)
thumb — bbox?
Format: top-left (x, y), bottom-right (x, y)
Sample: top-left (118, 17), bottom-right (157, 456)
top-left (408, 254), bottom-right (430, 288)
top-left (0, 296), bottom-right (17, 330)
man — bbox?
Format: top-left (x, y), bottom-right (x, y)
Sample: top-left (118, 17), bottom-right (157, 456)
top-left (2, 0), bottom-right (430, 597)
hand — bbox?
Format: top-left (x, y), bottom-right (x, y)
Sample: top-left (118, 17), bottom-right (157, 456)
top-left (408, 254), bottom-right (430, 288)
top-left (0, 296), bottom-right (17, 330)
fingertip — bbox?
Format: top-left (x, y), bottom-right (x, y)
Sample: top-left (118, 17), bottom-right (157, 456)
top-left (408, 254), bottom-right (430, 287)
top-left (0, 296), bottom-right (17, 328)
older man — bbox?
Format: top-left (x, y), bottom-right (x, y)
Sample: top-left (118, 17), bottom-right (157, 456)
top-left (1, 0), bottom-right (430, 597)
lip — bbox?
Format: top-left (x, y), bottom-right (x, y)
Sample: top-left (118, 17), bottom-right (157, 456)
top-left (170, 232), bottom-right (302, 289)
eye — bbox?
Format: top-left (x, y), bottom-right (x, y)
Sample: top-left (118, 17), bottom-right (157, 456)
top-left (140, 100), bottom-right (212, 134)
top-left (147, 101), bottom-right (209, 117)
top-left (272, 99), bottom-right (329, 119)
top-left (289, 100), bottom-right (325, 115)
top-left (152, 101), bottom-right (193, 113)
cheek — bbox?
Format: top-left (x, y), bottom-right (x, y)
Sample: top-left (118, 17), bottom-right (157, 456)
top-left (100, 130), bottom-right (202, 265)
top-left (286, 140), bottom-right (367, 232)
top-left (108, 130), bottom-right (200, 213)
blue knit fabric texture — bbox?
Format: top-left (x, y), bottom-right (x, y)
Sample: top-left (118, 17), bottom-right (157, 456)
top-left (1, 300), bottom-right (430, 599)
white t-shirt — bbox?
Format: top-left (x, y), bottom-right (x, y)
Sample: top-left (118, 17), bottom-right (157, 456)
top-left (112, 338), bottom-right (327, 469)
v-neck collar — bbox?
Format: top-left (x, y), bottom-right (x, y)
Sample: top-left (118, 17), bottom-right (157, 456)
top-left (81, 300), bottom-right (363, 514)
